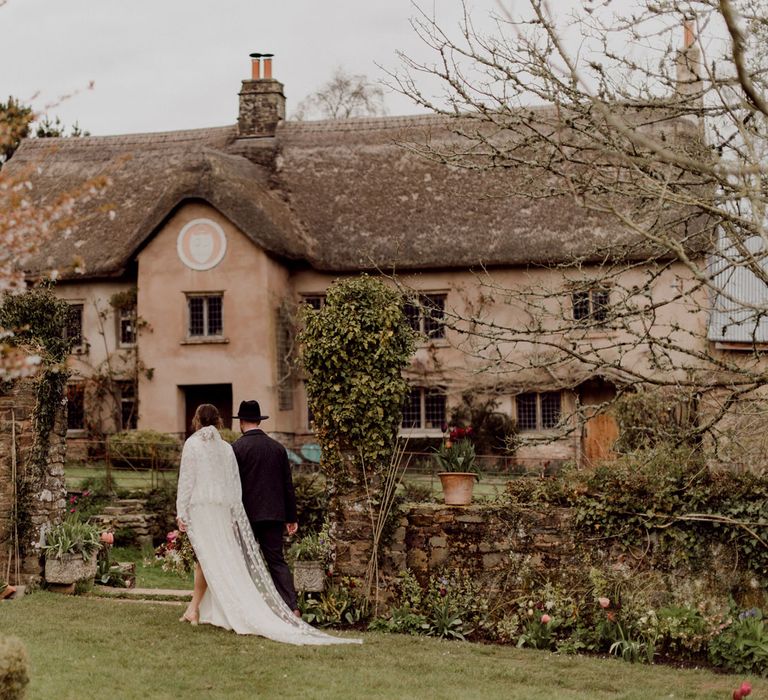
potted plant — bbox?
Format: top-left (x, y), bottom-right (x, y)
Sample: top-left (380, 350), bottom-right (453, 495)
top-left (433, 438), bottom-right (480, 505)
top-left (288, 525), bottom-right (331, 593)
top-left (42, 517), bottom-right (102, 589)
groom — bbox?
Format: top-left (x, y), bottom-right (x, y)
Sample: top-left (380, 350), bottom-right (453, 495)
top-left (232, 399), bottom-right (300, 615)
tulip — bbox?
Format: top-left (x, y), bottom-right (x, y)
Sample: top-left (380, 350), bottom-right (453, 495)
top-left (540, 614), bottom-right (551, 624)
top-left (100, 531), bottom-right (114, 545)
top-left (740, 682), bottom-right (752, 697)
top-left (598, 597), bottom-right (610, 608)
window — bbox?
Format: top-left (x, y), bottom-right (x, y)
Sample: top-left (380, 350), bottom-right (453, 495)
top-left (187, 294), bottom-right (223, 337)
top-left (276, 309), bottom-right (294, 411)
top-left (572, 288), bottom-right (609, 324)
top-left (119, 306), bottom-right (137, 346)
top-left (404, 294), bottom-right (446, 339)
top-left (515, 392), bottom-right (562, 431)
top-left (64, 303), bottom-right (84, 351)
top-left (302, 295), bottom-right (326, 311)
top-left (117, 381), bottom-right (137, 430)
top-left (401, 386), bottom-right (446, 430)
top-left (66, 383), bottom-right (85, 431)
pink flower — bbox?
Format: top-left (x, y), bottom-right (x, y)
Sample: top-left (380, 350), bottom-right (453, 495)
top-left (69, 508), bottom-right (76, 513)
top-left (540, 614), bottom-right (551, 624)
top-left (69, 496), bottom-right (77, 504)
top-left (166, 530), bottom-right (179, 542)
top-left (82, 490), bottom-right (91, 497)
top-left (740, 681), bottom-right (752, 697)
top-left (100, 532), bottom-right (114, 545)
top-left (598, 597), bottom-right (610, 609)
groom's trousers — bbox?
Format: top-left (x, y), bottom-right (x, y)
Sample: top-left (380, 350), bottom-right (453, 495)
top-left (251, 520), bottom-right (298, 611)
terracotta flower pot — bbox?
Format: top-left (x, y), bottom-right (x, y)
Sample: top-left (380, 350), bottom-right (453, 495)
top-left (45, 552), bottom-right (98, 585)
top-left (293, 560), bottom-right (326, 592)
top-left (438, 472), bottom-right (477, 506)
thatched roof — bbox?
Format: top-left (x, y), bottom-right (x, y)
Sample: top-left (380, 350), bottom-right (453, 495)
top-left (6, 110), bottom-right (703, 279)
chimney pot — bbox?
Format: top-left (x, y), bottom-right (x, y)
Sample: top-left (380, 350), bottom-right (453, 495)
top-left (684, 18), bottom-right (695, 49)
top-left (263, 53), bottom-right (274, 80)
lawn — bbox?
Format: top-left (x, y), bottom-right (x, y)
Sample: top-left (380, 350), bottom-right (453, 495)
top-left (0, 593), bottom-right (762, 700)
top-left (110, 547), bottom-right (193, 590)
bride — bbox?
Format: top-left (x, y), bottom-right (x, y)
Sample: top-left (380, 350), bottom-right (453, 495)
top-left (175, 404), bottom-right (361, 645)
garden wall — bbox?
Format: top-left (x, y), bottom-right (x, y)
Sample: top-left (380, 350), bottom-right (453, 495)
top-left (0, 378), bottom-right (67, 584)
top-left (343, 501), bottom-right (755, 604)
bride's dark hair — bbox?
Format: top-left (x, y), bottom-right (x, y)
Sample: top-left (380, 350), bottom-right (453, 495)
top-left (192, 403), bottom-right (222, 432)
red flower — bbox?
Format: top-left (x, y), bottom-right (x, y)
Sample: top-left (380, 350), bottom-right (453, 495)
top-left (606, 611), bottom-right (616, 622)
top-left (740, 681), bottom-right (752, 698)
top-left (69, 508), bottom-right (76, 513)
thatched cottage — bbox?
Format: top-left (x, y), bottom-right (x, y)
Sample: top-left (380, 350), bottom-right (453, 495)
top-left (5, 54), bottom-right (714, 467)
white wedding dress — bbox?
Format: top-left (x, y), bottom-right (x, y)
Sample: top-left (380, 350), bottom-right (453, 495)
top-left (176, 425), bottom-right (361, 645)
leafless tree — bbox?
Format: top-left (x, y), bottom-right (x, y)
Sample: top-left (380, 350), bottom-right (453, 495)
top-left (391, 0), bottom-right (768, 465)
top-left (293, 67), bottom-right (387, 120)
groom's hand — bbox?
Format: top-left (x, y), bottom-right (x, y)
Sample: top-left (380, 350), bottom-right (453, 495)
top-left (286, 522), bottom-right (298, 536)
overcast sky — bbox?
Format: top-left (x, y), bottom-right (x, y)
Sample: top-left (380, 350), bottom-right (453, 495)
top-left (1, 0), bottom-right (514, 136)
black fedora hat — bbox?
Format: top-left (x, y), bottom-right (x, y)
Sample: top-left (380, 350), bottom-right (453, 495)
top-left (234, 400), bottom-right (269, 421)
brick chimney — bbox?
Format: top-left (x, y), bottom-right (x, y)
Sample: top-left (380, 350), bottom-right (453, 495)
top-left (675, 18), bottom-right (702, 101)
top-left (238, 53), bottom-right (286, 137)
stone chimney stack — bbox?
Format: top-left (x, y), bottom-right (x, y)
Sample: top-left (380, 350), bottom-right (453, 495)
top-left (675, 18), bottom-right (702, 102)
top-left (238, 53), bottom-right (286, 137)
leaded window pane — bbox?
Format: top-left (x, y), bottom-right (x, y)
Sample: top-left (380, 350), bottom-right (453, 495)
top-left (67, 383), bottom-right (85, 431)
top-left (591, 289), bottom-right (609, 324)
top-left (516, 393), bottom-right (538, 431)
top-left (188, 297), bottom-right (205, 336)
top-left (572, 291), bottom-right (590, 321)
top-left (401, 388), bottom-right (421, 429)
top-left (404, 299), bottom-right (421, 333)
top-left (423, 294), bottom-right (446, 339)
top-left (424, 388), bottom-right (446, 429)
top-left (207, 296), bottom-right (223, 336)
top-left (540, 392), bottom-right (561, 429)
top-left (65, 304), bottom-right (84, 347)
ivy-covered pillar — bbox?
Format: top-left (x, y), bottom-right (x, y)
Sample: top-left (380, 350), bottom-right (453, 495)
top-left (0, 376), bottom-right (67, 585)
top-left (299, 275), bottom-right (415, 583)
top-left (0, 286), bottom-right (73, 585)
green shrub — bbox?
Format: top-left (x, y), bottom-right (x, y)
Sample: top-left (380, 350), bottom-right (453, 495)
top-left (298, 577), bottom-right (369, 627)
top-left (293, 473), bottom-right (327, 533)
top-left (370, 570), bottom-right (489, 641)
top-left (218, 428), bottom-right (239, 444)
top-left (709, 607), bottom-right (768, 676)
top-left (107, 430), bottom-right (181, 470)
top-left (144, 485), bottom-right (177, 544)
top-left (0, 636), bottom-right (29, 700)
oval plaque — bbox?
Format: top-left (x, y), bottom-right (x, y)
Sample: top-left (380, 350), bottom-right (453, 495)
top-left (176, 219), bottom-right (227, 271)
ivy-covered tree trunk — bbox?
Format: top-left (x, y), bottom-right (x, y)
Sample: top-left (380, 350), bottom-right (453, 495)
top-left (299, 275), bottom-right (415, 580)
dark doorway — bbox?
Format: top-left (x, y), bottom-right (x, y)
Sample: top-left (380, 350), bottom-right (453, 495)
top-left (182, 384), bottom-right (233, 436)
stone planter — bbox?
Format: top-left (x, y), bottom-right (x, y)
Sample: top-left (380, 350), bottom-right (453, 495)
top-left (44, 553), bottom-right (98, 585)
top-left (438, 472), bottom-right (477, 506)
top-left (293, 560), bottom-right (326, 592)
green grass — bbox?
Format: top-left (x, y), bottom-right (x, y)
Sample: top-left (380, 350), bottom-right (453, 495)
top-left (65, 463), bottom-right (178, 492)
top-left (0, 593), bottom-right (763, 700)
top-left (111, 546), bottom-right (193, 590)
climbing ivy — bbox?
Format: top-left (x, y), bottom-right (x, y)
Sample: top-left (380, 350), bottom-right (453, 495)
top-left (0, 283), bottom-right (72, 550)
top-left (298, 275), bottom-right (415, 486)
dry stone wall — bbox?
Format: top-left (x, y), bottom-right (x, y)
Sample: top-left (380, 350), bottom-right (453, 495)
top-left (0, 378), bottom-right (66, 584)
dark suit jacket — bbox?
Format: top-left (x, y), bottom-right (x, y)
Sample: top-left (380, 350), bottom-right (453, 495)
top-left (233, 429), bottom-right (298, 524)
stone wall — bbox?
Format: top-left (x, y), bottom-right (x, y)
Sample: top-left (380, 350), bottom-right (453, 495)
top-left (331, 501), bottom-right (749, 605)
top-left (0, 378), bottom-right (66, 585)
top-left (381, 503), bottom-right (577, 585)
